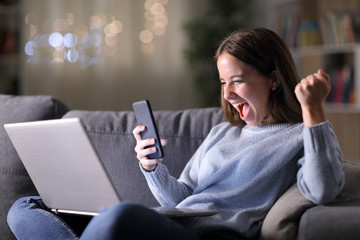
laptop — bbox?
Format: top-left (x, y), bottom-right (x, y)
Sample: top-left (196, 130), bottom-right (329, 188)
top-left (4, 118), bottom-right (217, 218)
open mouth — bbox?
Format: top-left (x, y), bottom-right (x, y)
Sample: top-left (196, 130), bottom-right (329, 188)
top-left (233, 102), bottom-right (248, 119)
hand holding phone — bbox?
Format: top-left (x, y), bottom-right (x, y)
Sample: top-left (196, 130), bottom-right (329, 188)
top-left (133, 100), bottom-right (164, 159)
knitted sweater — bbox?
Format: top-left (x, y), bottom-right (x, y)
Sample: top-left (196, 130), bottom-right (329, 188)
top-left (141, 121), bottom-right (345, 238)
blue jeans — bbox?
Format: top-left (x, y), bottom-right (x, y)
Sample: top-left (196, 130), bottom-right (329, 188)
top-left (7, 196), bottom-right (198, 240)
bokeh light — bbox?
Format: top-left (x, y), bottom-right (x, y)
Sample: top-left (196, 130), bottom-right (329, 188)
top-left (24, 11), bottom-right (125, 68)
top-left (64, 33), bottom-right (77, 48)
top-left (24, 41), bottom-right (34, 56)
top-left (48, 32), bottom-right (63, 48)
top-left (66, 13), bottom-right (75, 26)
top-left (141, 0), bottom-right (168, 54)
top-left (67, 48), bottom-right (79, 63)
top-left (24, 3), bottom-right (168, 66)
top-left (139, 30), bottom-right (153, 43)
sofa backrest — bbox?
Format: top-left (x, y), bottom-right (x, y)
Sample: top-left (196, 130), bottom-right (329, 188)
top-left (62, 108), bottom-right (225, 207)
top-left (0, 94), bottom-right (69, 240)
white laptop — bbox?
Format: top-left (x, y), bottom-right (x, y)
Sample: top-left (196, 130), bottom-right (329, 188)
top-left (4, 118), bottom-right (217, 217)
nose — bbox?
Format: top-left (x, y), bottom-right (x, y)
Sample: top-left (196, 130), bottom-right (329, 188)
top-left (223, 83), bottom-right (235, 101)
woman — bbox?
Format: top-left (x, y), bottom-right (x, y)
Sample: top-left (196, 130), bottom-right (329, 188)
top-left (8, 28), bottom-right (344, 240)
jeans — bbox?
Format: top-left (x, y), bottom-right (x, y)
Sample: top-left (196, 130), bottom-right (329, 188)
top-left (7, 196), bottom-right (198, 240)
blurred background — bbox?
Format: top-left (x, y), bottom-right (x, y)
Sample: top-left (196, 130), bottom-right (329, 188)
top-left (0, 0), bottom-right (359, 111)
top-left (0, 0), bottom-right (285, 111)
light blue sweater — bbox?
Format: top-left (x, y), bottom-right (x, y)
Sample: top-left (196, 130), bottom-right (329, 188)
top-left (141, 121), bottom-right (345, 238)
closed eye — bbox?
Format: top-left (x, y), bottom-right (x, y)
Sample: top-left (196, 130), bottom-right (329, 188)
top-left (233, 80), bottom-right (244, 84)
top-left (220, 80), bottom-right (243, 86)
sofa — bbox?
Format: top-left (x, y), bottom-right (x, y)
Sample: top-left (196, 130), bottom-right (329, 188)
top-left (1, 94), bottom-right (360, 240)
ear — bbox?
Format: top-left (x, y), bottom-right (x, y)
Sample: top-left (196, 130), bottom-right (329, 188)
top-left (270, 71), bottom-right (280, 90)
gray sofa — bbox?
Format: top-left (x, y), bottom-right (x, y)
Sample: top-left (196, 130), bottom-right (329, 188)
top-left (1, 94), bottom-right (360, 240)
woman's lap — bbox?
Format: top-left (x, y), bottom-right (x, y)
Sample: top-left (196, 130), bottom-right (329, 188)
top-left (7, 196), bottom-right (198, 240)
top-left (81, 202), bottom-right (198, 240)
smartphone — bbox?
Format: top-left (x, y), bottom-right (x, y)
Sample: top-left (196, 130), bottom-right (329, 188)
top-left (133, 100), bottom-right (164, 159)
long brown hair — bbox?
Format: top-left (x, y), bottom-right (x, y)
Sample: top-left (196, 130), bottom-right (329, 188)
top-left (214, 28), bottom-right (302, 126)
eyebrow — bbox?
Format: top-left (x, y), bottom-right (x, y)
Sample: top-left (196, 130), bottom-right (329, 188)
top-left (219, 75), bottom-right (245, 81)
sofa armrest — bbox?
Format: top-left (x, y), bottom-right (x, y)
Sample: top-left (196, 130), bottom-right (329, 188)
top-left (260, 162), bottom-right (360, 240)
top-left (298, 198), bottom-right (360, 240)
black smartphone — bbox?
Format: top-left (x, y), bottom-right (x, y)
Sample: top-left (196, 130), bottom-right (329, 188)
top-left (133, 100), bottom-right (164, 159)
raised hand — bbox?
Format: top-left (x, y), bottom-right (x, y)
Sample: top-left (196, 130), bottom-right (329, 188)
top-left (295, 69), bottom-right (331, 127)
top-left (133, 125), bottom-right (167, 172)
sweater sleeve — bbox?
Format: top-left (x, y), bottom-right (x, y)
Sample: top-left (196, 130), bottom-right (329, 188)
top-left (297, 121), bottom-right (345, 204)
top-left (139, 163), bottom-right (193, 207)
top-left (140, 123), bottom-right (226, 207)
top-left (140, 142), bottom-right (208, 207)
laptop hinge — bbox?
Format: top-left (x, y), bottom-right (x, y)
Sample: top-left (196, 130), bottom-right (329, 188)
top-left (51, 208), bottom-right (99, 216)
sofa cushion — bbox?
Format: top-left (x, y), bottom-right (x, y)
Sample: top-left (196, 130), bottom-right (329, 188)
top-left (334, 161), bottom-right (360, 202)
top-left (0, 94), bottom-right (68, 239)
top-left (259, 184), bottom-right (315, 240)
top-left (62, 108), bottom-right (225, 207)
top-left (260, 161), bottom-right (360, 240)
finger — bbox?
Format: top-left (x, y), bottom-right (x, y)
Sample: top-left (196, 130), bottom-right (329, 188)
top-left (134, 138), bottom-right (155, 153)
top-left (294, 82), bottom-right (302, 93)
top-left (305, 74), bottom-right (316, 83)
top-left (317, 69), bottom-right (329, 80)
top-left (137, 146), bottom-right (158, 159)
top-left (300, 78), bottom-right (311, 90)
top-left (160, 139), bottom-right (168, 147)
top-left (318, 69), bottom-right (331, 86)
top-left (132, 125), bottom-right (146, 141)
top-left (295, 80), bottom-right (311, 97)
top-left (304, 73), bottom-right (326, 88)
top-left (310, 72), bottom-right (331, 91)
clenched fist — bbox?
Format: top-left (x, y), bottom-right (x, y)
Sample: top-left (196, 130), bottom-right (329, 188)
top-left (295, 69), bottom-right (331, 127)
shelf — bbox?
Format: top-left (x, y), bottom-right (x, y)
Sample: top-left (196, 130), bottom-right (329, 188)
top-left (325, 103), bottom-right (360, 113)
top-left (275, 0), bottom-right (360, 162)
top-left (292, 44), bottom-right (360, 57)
top-left (291, 43), bottom-right (360, 111)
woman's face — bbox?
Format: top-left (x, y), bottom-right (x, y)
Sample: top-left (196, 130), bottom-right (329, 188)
top-left (217, 53), bottom-right (276, 126)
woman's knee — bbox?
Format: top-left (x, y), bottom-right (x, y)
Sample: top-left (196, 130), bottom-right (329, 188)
top-left (7, 196), bottom-right (43, 236)
top-left (99, 202), bottom-right (149, 226)
top-left (7, 196), bottom-right (41, 225)
top-left (81, 202), bottom-right (157, 239)
top-left (7, 196), bottom-right (79, 240)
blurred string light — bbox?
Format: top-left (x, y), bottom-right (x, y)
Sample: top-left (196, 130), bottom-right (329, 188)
top-left (24, 1), bottom-right (168, 67)
top-left (24, 12), bottom-right (124, 68)
top-left (140, 0), bottom-right (168, 54)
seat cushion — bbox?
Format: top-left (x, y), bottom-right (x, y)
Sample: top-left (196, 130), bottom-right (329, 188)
top-left (0, 94), bottom-right (68, 239)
